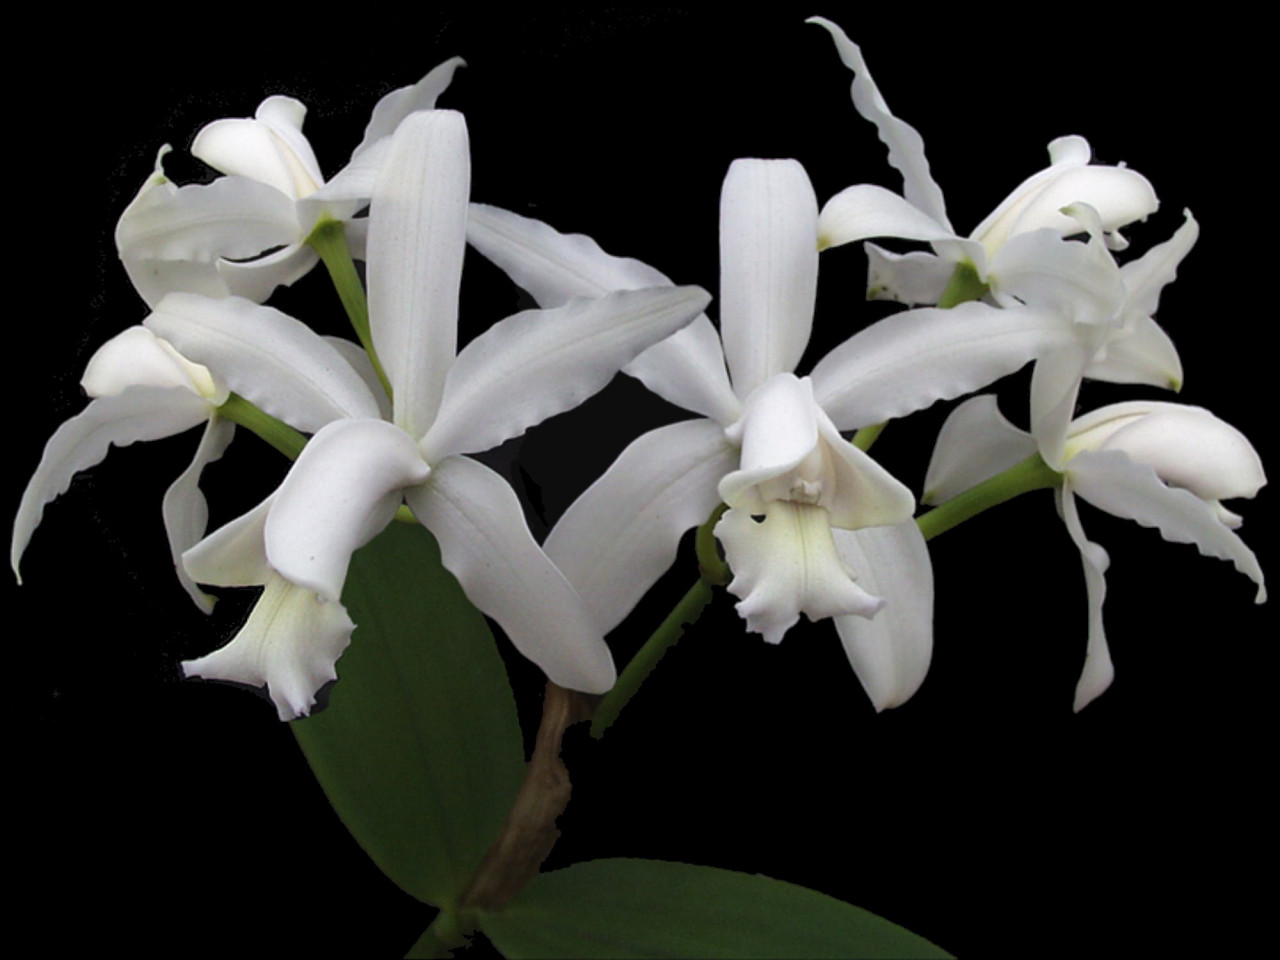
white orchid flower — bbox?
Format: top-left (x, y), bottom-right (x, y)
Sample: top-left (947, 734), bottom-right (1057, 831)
top-left (808, 18), bottom-right (1158, 306)
top-left (467, 158), bottom-right (1074, 711)
top-left (175, 109), bottom-right (712, 718)
top-left (12, 294), bottom-right (379, 611)
top-left (115, 57), bottom-right (464, 307)
top-left (925, 395), bottom-right (1267, 710)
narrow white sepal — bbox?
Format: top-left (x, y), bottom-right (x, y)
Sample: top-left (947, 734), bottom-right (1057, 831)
top-left (1058, 486), bottom-right (1115, 712)
top-left (163, 416), bottom-right (235, 612)
top-left (923, 395), bottom-right (1036, 505)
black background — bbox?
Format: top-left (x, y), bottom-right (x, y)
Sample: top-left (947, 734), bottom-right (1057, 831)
top-left (12, 8), bottom-right (1273, 957)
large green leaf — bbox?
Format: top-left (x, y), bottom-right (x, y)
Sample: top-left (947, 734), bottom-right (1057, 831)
top-left (480, 858), bottom-right (952, 959)
top-left (291, 521), bottom-right (525, 906)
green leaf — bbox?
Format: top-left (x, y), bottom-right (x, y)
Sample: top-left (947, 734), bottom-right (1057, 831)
top-left (479, 858), bottom-right (952, 959)
top-left (291, 521), bottom-right (525, 906)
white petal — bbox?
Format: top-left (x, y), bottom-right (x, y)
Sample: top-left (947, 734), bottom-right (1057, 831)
top-left (1085, 313), bottom-right (1182, 391)
top-left (807, 18), bottom-right (951, 231)
top-left (1120, 209), bottom-right (1198, 319)
top-left (145, 293), bottom-right (381, 430)
top-left (989, 228), bottom-right (1126, 328)
top-left (405, 456), bottom-right (616, 693)
top-left (114, 176), bottom-right (300, 264)
top-left (719, 158), bottom-right (819, 398)
top-left (832, 520), bottom-right (933, 711)
top-left (163, 416), bottom-right (235, 612)
top-left (324, 336), bottom-right (393, 420)
top-left (1058, 486), bottom-right (1115, 712)
top-left (809, 300), bottom-right (1068, 430)
top-left (817, 183), bottom-right (954, 251)
top-left (1068, 449), bottom-right (1266, 602)
top-left (368, 109), bottom-right (469, 437)
top-left (192, 98), bottom-right (321, 199)
top-left (544, 419), bottom-right (738, 635)
top-left (81, 325), bottom-right (222, 401)
top-left (1030, 344), bottom-right (1092, 469)
top-left (12, 387), bottom-right (210, 581)
top-left (717, 501), bottom-right (884, 645)
top-left (350, 56), bottom-right (467, 161)
top-left (864, 243), bottom-right (954, 305)
top-left (420, 285), bottom-right (711, 461)
top-left (923, 395), bottom-right (1036, 505)
top-left (465, 202), bottom-right (739, 424)
top-left (265, 418), bottom-right (431, 602)
top-left (215, 241), bottom-right (321, 304)
top-left (183, 571), bottom-right (354, 721)
top-left (1087, 404), bottom-right (1266, 503)
top-left (184, 497), bottom-right (275, 588)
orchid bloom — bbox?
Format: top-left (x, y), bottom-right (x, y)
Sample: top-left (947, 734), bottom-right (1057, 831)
top-left (467, 157), bottom-right (1074, 710)
top-left (116, 57), bottom-right (464, 307)
top-left (808, 18), bottom-right (1158, 306)
top-left (925, 394), bottom-right (1267, 709)
top-left (174, 108), bottom-right (712, 718)
top-left (12, 294), bottom-right (379, 611)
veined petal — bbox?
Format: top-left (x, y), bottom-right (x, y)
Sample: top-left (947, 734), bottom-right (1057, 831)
top-left (807, 17), bottom-right (951, 231)
top-left (864, 243), bottom-right (954, 305)
top-left (420, 284), bottom-right (710, 462)
top-left (719, 159), bottom-right (818, 398)
top-left (405, 455), bottom-right (616, 693)
top-left (145, 293), bottom-right (380, 430)
top-left (817, 183), bottom-right (954, 251)
top-left (1058, 485), bottom-right (1115, 712)
top-left (12, 386), bottom-right (211, 580)
top-left (717, 502), bottom-right (884, 645)
top-left (115, 175), bottom-right (300, 264)
top-left (265, 418), bottom-right (431, 602)
top-left (350, 56), bottom-right (467, 161)
top-left (809, 300), bottom-right (1068, 430)
top-left (183, 570), bottom-right (354, 721)
top-left (1068, 449), bottom-right (1266, 602)
top-left (544, 419), bottom-right (738, 636)
top-left (163, 416), bottom-right (235, 612)
top-left (81, 325), bottom-right (222, 401)
top-left (832, 520), bottom-right (933, 711)
top-left (923, 395), bottom-right (1036, 505)
top-left (465, 203), bottom-right (740, 425)
top-left (368, 109), bottom-right (469, 438)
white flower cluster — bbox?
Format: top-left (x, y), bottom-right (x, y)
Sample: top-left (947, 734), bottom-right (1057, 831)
top-left (13, 18), bottom-right (1265, 720)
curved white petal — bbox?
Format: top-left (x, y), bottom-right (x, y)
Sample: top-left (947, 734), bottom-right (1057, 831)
top-left (863, 243), bottom-right (954, 305)
top-left (184, 496), bottom-right (274, 587)
top-left (115, 175), bottom-right (300, 265)
top-left (923, 395), bottom-right (1036, 505)
top-left (265, 418), bottom-right (431, 602)
top-left (719, 158), bottom-right (818, 398)
top-left (807, 17), bottom-right (951, 231)
top-left (215, 241), bottom-right (320, 304)
top-left (163, 415), bottom-right (235, 612)
top-left (1030, 344), bottom-right (1092, 469)
top-left (121, 255), bottom-right (232, 310)
top-left (544, 419), bottom-right (738, 636)
top-left (324, 336), bottom-right (393, 420)
top-left (717, 502), bottom-right (884, 645)
top-left (818, 183), bottom-right (954, 251)
top-left (832, 520), bottom-right (933, 711)
top-left (1068, 449), bottom-right (1266, 602)
top-left (192, 99), bottom-right (321, 199)
top-left (405, 455), bottom-right (616, 693)
top-left (809, 300), bottom-right (1068, 430)
top-left (1085, 313), bottom-right (1182, 391)
top-left (465, 202), bottom-right (739, 424)
top-left (1120, 209), bottom-right (1198, 318)
top-left (183, 571), bottom-right (354, 721)
top-left (1058, 485), bottom-right (1115, 712)
top-left (350, 56), bottom-right (467, 161)
top-left (145, 293), bottom-right (381, 429)
top-left (1078, 403), bottom-right (1266, 503)
top-left (369, 109), bottom-right (469, 437)
top-left (420, 284), bottom-right (711, 461)
top-left (12, 387), bottom-right (211, 580)
top-left (989, 228), bottom-right (1126, 327)
top-left (81, 325), bottom-right (222, 401)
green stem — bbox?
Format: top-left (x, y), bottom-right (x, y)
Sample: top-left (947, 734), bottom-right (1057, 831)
top-left (306, 218), bottom-right (394, 400)
top-left (851, 422), bottom-right (885, 452)
top-left (935, 260), bottom-right (990, 309)
top-left (915, 452), bottom-right (1062, 541)
top-left (216, 393), bottom-right (307, 460)
top-left (695, 503), bottom-right (730, 586)
top-left (590, 577), bottom-right (714, 740)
